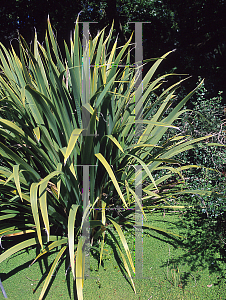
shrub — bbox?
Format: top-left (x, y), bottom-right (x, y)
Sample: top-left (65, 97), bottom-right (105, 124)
top-left (175, 81), bottom-right (226, 252)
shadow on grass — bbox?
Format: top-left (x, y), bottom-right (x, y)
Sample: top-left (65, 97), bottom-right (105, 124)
top-left (88, 228), bottom-right (137, 291)
top-left (0, 234), bottom-right (78, 300)
top-left (159, 208), bottom-right (226, 290)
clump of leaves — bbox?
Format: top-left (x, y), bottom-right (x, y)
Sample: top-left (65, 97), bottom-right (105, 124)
top-left (0, 15), bottom-right (224, 300)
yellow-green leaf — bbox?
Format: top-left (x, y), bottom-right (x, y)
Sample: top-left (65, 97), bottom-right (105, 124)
top-left (57, 163), bottom-right (62, 199)
top-left (39, 180), bottom-right (50, 241)
top-left (99, 200), bottom-right (106, 267)
top-left (63, 128), bottom-right (83, 165)
top-left (127, 186), bottom-right (147, 221)
top-left (68, 204), bottom-right (80, 279)
top-left (37, 171), bottom-right (62, 186)
top-left (116, 245), bottom-right (136, 294)
top-left (106, 135), bottom-right (124, 153)
top-left (127, 153), bottom-right (159, 191)
top-left (0, 238), bottom-right (38, 264)
top-left (95, 153), bottom-right (127, 207)
top-left (30, 183), bottom-right (43, 248)
top-left (107, 216), bottom-right (135, 273)
top-left (33, 126), bottom-right (40, 142)
top-left (30, 238), bottom-right (68, 266)
top-left (13, 164), bottom-right (23, 201)
top-left (39, 246), bottom-right (67, 300)
top-left (69, 162), bottom-right (77, 180)
top-left (76, 236), bottom-right (86, 300)
top-left (82, 103), bottom-right (99, 121)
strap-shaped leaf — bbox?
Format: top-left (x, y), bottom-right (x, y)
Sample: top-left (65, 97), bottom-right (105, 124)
top-left (82, 103), bottom-right (99, 121)
top-left (33, 126), bottom-right (40, 142)
top-left (76, 236), bottom-right (86, 300)
top-left (30, 238), bottom-right (68, 266)
top-left (106, 135), bottom-right (124, 153)
top-left (126, 153), bottom-right (159, 191)
top-left (95, 153), bottom-right (127, 208)
top-left (116, 244), bottom-right (136, 294)
top-left (57, 163), bottom-right (62, 199)
top-left (37, 171), bottom-right (62, 186)
top-left (99, 200), bottom-right (106, 267)
top-left (127, 186), bottom-right (147, 221)
top-left (0, 238), bottom-right (38, 264)
top-left (0, 142), bottom-right (40, 181)
top-left (126, 120), bottom-right (180, 129)
top-left (63, 128), bottom-right (83, 165)
top-left (206, 143), bottom-right (226, 147)
top-left (107, 216), bottom-right (135, 273)
top-left (125, 180), bottom-right (131, 204)
top-left (80, 204), bottom-right (91, 233)
top-left (68, 204), bottom-right (80, 279)
top-left (69, 162), bottom-right (77, 180)
top-left (171, 189), bottom-right (214, 196)
top-left (0, 214), bottom-right (17, 221)
top-left (0, 119), bottom-right (24, 135)
top-left (39, 180), bottom-right (50, 241)
top-left (30, 183), bottom-right (43, 248)
top-left (3, 172), bottom-right (14, 186)
top-left (139, 222), bottom-right (184, 238)
top-left (95, 72), bottom-right (119, 108)
top-left (39, 246), bottom-right (67, 300)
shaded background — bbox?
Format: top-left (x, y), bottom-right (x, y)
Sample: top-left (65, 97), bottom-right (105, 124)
top-left (0, 0), bottom-right (225, 104)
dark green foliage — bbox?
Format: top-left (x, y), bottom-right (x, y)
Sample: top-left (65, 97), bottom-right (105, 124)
top-left (0, 0), bottom-right (225, 97)
top-left (173, 82), bottom-right (226, 248)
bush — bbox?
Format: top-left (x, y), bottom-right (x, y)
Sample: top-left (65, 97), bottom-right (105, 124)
top-left (173, 80), bottom-right (226, 252)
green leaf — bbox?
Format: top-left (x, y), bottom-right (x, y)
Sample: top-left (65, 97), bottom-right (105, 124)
top-left (39, 246), bottom-right (67, 300)
top-left (57, 163), bottom-right (62, 199)
top-left (0, 214), bottom-right (17, 221)
top-left (39, 180), bottom-right (50, 241)
top-left (33, 126), bottom-right (41, 142)
top-left (0, 238), bottom-right (38, 264)
top-left (95, 153), bottom-right (127, 208)
top-left (116, 245), bottom-right (136, 294)
top-left (0, 142), bottom-right (40, 181)
top-left (68, 204), bottom-right (80, 279)
top-left (106, 135), bottom-right (124, 153)
top-left (82, 103), bottom-right (99, 121)
top-left (63, 128), bottom-right (83, 165)
top-left (99, 200), bottom-right (106, 268)
top-left (76, 236), bottom-right (86, 300)
top-left (107, 216), bottom-right (135, 273)
top-left (140, 223), bottom-right (184, 238)
top-left (206, 143), bottom-right (226, 147)
top-left (12, 165), bottom-right (22, 202)
top-left (30, 238), bottom-right (68, 266)
top-left (30, 183), bottom-right (43, 248)
top-left (126, 153), bottom-right (159, 191)
top-left (127, 186), bottom-right (147, 221)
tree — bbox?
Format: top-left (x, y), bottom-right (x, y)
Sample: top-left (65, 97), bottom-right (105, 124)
top-left (0, 0), bottom-right (225, 108)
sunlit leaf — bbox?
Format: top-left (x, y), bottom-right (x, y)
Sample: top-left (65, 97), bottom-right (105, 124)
top-left (68, 204), bottom-right (80, 279)
top-left (39, 246), bottom-right (67, 300)
top-left (76, 236), bottom-right (86, 300)
top-left (63, 128), bottom-right (83, 165)
top-left (107, 216), bottom-right (135, 273)
top-left (13, 164), bottom-right (23, 201)
top-left (95, 153), bottom-right (127, 208)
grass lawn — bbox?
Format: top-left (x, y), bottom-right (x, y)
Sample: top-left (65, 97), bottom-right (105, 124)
top-left (1, 211), bottom-right (226, 299)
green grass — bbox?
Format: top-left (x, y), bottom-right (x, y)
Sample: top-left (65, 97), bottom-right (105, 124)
top-left (1, 211), bottom-right (226, 299)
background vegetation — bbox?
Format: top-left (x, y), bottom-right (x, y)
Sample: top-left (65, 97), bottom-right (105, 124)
top-left (1, 0), bottom-right (225, 98)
